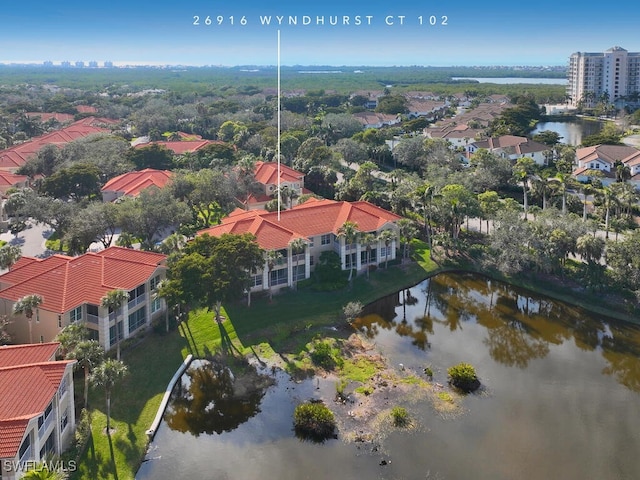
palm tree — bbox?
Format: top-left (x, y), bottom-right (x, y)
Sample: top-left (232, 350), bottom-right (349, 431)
top-left (397, 218), bottom-right (418, 263)
top-left (415, 183), bottom-right (436, 249)
top-left (0, 244), bottom-right (21, 270)
top-left (68, 339), bottom-right (105, 409)
top-left (21, 464), bottom-right (66, 480)
top-left (359, 232), bottom-right (376, 278)
top-left (100, 289), bottom-right (129, 361)
top-left (91, 358), bottom-right (129, 434)
top-left (13, 294), bottom-right (43, 343)
top-left (579, 183), bottom-right (596, 222)
top-left (548, 172), bottom-right (575, 215)
top-left (288, 237), bottom-right (307, 290)
top-left (116, 232), bottom-right (135, 248)
top-left (337, 221), bottom-right (359, 282)
top-left (378, 229), bottom-right (396, 269)
top-left (513, 158), bottom-right (536, 220)
top-left (596, 186), bottom-right (618, 239)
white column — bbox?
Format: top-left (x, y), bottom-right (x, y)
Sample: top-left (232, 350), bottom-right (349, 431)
top-left (287, 247), bottom-right (293, 287)
top-left (122, 301), bottom-right (130, 340)
top-left (304, 246), bottom-right (311, 279)
top-left (262, 260), bottom-right (269, 291)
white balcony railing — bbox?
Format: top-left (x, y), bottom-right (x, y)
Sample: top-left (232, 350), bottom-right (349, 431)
top-left (86, 314), bottom-right (99, 324)
top-left (38, 412), bottom-right (54, 438)
top-left (128, 293), bottom-right (146, 310)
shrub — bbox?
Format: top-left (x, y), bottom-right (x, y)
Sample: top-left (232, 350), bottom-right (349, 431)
top-left (447, 362), bottom-right (480, 392)
top-left (310, 341), bottom-right (343, 370)
top-left (391, 406), bottom-right (409, 427)
top-left (293, 401), bottom-right (337, 441)
top-left (342, 301), bottom-right (363, 323)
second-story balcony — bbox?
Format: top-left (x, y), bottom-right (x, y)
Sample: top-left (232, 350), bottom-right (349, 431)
top-left (38, 411), bottom-right (54, 439)
top-left (128, 293), bottom-right (147, 310)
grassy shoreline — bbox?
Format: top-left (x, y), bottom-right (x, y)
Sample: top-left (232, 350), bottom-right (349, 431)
top-left (71, 241), bottom-right (637, 480)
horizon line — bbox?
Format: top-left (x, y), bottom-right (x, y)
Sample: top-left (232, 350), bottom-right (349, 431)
top-left (0, 62), bottom-right (567, 69)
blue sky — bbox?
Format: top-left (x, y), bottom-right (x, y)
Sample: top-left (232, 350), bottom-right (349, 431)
top-left (2, 1), bottom-right (639, 67)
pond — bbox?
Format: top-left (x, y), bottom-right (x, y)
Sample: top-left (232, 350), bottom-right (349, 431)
top-left (532, 118), bottom-right (604, 146)
top-left (136, 273), bottom-right (640, 480)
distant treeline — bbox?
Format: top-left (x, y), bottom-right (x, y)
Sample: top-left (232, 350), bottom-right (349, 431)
top-left (0, 65), bottom-right (567, 102)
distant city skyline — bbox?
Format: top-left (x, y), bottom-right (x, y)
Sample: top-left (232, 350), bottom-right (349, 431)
top-left (2, 1), bottom-right (639, 67)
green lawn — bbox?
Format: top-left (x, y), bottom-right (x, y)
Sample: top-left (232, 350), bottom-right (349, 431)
top-left (71, 243), bottom-right (441, 480)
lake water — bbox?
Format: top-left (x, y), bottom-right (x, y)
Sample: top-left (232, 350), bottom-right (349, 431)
top-left (451, 77), bottom-right (567, 85)
top-left (136, 273), bottom-right (640, 480)
top-left (532, 118), bottom-right (604, 146)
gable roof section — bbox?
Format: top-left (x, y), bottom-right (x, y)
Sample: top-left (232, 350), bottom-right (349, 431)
top-left (0, 342), bottom-right (73, 458)
top-left (0, 171), bottom-right (29, 194)
top-left (134, 140), bottom-right (225, 155)
top-left (0, 118), bottom-right (112, 172)
top-left (0, 247), bottom-right (166, 313)
top-left (101, 168), bottom-right (173, 197)
top-left (472, 135), bottom-right (549, 154)
top-left (254, 161), bottom-right (304, 185)
top-left (198, 199), bottom-right (401, 250)
top-left (0, 342), bottom-right (59, 368)
top-left (576, 144), bottom-right (640, 166)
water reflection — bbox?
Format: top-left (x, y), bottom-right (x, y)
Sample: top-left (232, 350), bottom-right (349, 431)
top-left (359, 273), bottom-right (640, 390)
top-left (165, 358), bottom-right (274, 436)
top-left (139, 273), bottom-right (640, 480)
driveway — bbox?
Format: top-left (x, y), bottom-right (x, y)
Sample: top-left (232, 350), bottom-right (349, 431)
top-left (0, 220), bottom-right (54, 263)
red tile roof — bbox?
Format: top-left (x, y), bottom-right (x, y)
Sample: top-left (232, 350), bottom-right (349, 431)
top-left (0, 343), bottom-right (59, 368)
top-left (101, 168), bottom-right (173, 198)
top-left (0, 118), bottom-right (113, 172)
top-left (198, 199), bottom-right (401, 251)
top-left (24, 112), bottom-right (75, 124)
top-left (134, 140), bottom-right (225, 155)
top-left (0, 171), bottom-right (29, 194)
top-left (0, 342), bottom-right (73, 458)
top-left (254, 161), bottom-right (304, 185)
top-left (75, 105), bottom-right (98, 114)
top-left (0, 247), bottom-right (166, 313)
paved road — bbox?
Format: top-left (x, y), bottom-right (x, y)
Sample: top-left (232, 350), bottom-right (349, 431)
top-left (0, 221), bottom-right (54, 274)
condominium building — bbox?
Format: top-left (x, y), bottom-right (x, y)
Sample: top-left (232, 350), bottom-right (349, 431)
top-left (567, 46), bottom-right (640, 107)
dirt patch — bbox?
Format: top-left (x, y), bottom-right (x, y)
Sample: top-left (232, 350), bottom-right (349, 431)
top-left (257, 332), bottom-right (465, 444)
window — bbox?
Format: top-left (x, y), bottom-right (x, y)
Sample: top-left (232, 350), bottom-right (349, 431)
top-left (345, 252), bottom-right (357, 269)
top-left (58, 315), bottom-right (62, 328)
top-left (151, 297), bottom-right (162, 314)
top-left (292, 264), bottom-right (306, 281)
top-left (150, 274), bottom-right (161, 290)
top-left (310, 256), bottom-right (314, 266)
top-left (110, 321), bottom-right (123, 346)
top-left (321, 234), bottom-right (332, 245)
top-left (39, 432), bottom-right (55, 460)
top-left (308, 237), bottom-right (314, 247)
top-left (70, 306), bottom-right (82, 324)
top-left (40, 335), bottom-right (44, 343)
top-left (128, 306), bottom-right (147, 334)
top-left (270, 268), bottom-right (288, 286)
top-left (19, 436), bottom-right (31, 461)
top-left (60, 407), bottom-right (68, 432)
top-left (129, 284), bottom-right (146, 301)
top-left (251, 274), bottom-right (263, 287)
top-left (59, 376), bottom-right (68, 397)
